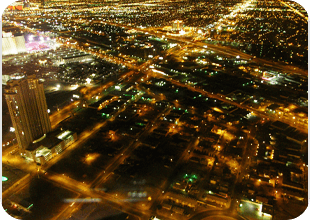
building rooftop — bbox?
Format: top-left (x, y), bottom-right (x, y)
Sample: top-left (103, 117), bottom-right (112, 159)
top-left (271, 121), bottom-right (290, 131)
top-left (26, 129), bottom-right (66, 151)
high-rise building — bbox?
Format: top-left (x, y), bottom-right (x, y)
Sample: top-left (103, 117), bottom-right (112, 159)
top-left (4, 75), bottom-right (51, 154)
top-left (2, 32), bottom-right (27, 55)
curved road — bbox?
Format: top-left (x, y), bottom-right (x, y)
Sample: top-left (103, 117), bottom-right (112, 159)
top-left (189, 209), bottom-right (247, 220)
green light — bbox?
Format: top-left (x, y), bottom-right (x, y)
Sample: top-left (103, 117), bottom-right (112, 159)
top-left (2, 176), bottom-right (8, 182)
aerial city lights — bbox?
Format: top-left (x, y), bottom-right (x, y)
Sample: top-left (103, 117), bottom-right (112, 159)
top-left (1, 1), bottom-right (308, 220)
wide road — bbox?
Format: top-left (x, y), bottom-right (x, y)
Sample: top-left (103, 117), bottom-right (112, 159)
top-left (147, 68), bottom-right (306, 132)
top-left (278, 0), bottom-right (308, 22)
top-left (53, 17), bottom-right (308, 78)
top-left (4, 11), bottom-right (307, 220)
top-left (41, 170), bottom-right (148, 220)
top-left (5, 3), bottom-right (308, 76)
top-left (6, 9), bottom-right (307, 78)
top-left (3, 53), bottom-right (165, 220)
top-left (49, 100), bottom-right (80, 129)
top-left (37, 58), bottom-right (163, 220)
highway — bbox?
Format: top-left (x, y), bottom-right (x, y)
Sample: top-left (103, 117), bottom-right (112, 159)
top-left (26, 58), bottom-right (166, 220)
top-left (278, 0), bottom-right (308, 22)
top-left (41, 170), bottom-right (148, 220)
top-left (41, 104), bottom-right (171, 220)
top-left (147, 68), bottom-right (306, 133)
top-left (3, 6), bottom-right (307, 220)
top-left (49, 100), bottom-right (80, 129)
top-left (3, 78), bottom-right (147, 220)
top-left (92, 19), bottom-right (307, 77)
top-left (5, 8), bottom-right (307, 79)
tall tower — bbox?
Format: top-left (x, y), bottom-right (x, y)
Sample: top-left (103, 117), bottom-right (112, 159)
top-left (4, 75), bottom-right (51, 153)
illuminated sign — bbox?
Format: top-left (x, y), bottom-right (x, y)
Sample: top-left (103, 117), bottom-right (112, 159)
top-left (57, 130), bottom-right (71, 140)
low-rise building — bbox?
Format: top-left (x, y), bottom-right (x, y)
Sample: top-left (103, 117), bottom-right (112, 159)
top-left (24, 129), bottom-right (77, 165)
top-left (203, 192), bottom-right (230, 208)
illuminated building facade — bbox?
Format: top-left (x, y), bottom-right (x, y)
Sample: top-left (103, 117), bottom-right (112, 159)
top-left (172, 20), bottom-right (183, 31)
top-left (7, 1), bottom-right (24, 10)
top-left (4, 75), bottom-right (52, 154)
top-left (2, 75), bottom-right (11, 85)
top-left (2, 33), bottom-right (27, 55)
top-left (25, 129), bottom-right (77, 164)
top-left (56, 54), bottom-right (94, 65)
